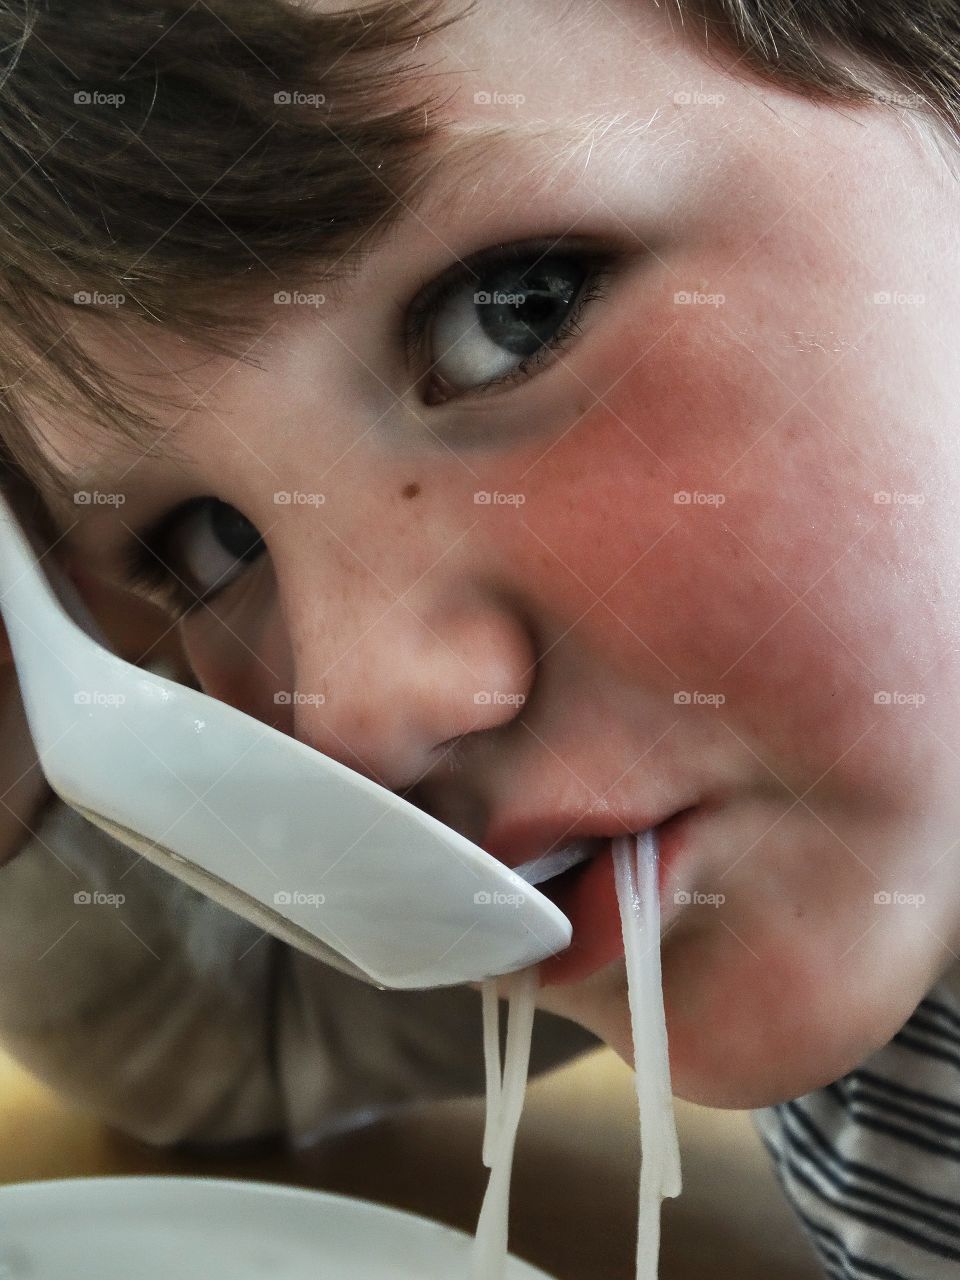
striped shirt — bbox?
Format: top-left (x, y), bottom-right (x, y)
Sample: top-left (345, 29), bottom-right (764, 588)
top-left (752, 961), bottom-right (960, 1279)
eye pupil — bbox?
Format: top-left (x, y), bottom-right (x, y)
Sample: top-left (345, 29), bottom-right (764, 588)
top-left (417, 242), bottom-right (610, 399)
top-left (211, 500), bottom-right (264, 563)
top-left (478, 256), bottom-right (586, 358)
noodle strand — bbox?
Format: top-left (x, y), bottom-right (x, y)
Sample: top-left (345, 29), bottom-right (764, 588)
top-left (472, 827), bottom-right (681, 1279)
top-left (481, 979), bottom-right (503, 1169)
top-left (472, 968), bottom-right (538, 1280)
top-left (635, 829), bottom-right (682, 1198)
top-left (613, 830), bottom-right (683, 1280)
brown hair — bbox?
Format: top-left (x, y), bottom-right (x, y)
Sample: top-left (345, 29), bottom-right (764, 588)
top-left (0, 0), bottom-right (957, 503)
top-left (0, 0), bottom-right (468, 499)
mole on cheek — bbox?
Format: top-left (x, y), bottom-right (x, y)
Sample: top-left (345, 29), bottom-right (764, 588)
top-left (401, 482), bottom-right (421, 500)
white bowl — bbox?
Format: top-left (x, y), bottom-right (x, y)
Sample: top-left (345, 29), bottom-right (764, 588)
top-left (0, 1176), bottom-right (557, 1279)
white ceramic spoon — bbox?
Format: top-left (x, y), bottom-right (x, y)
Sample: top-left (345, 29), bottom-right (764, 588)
top-left (0, 485), bottom-right (571, 989)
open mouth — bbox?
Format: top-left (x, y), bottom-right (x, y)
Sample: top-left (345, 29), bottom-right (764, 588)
top-left (510, 836), bottom-right (612, 917)
top-left (508, 808), bottom-right (700, 985)
top-left (511, 837), bottom-right (602, 893)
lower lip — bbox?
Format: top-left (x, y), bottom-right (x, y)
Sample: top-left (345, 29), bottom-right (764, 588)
top-left (536, 808), bottom-right (695, 987)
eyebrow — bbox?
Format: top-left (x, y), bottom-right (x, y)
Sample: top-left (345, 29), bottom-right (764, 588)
top-left (428, 113), bottom-right (633, 216)
top-left (13, 113), bottom-right (636, 536)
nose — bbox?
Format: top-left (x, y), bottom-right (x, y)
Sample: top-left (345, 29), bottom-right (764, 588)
top-left (290, 592), bottom-right (535, 792)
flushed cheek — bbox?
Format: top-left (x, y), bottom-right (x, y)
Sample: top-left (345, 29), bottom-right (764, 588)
top-left (497, 314), bottom-right (949, 805)
top-left (498, 398), bottom-right (840, 758)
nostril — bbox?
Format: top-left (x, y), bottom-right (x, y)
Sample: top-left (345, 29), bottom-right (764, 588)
top-left (433, 730), bottom-right (483, 773)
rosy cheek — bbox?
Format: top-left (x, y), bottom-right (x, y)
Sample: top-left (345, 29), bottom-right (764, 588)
top-left (491, 304), bottom-right (936, 803)
top-left (499, 331), bottom-right (839, 730)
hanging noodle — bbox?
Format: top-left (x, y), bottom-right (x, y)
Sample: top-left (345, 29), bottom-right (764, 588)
top-left (471, 827), bottom-right (681, 1278)
top-left (481, 978), bottom-right (503, 1169)
top-left (472, 967), bottom-right (538, 1280)
top-left (612, 829), bottom-right (683, 1278)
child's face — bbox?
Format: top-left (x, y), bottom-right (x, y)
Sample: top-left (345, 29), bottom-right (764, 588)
top-left (35, 0), bottom-right (960, 1106)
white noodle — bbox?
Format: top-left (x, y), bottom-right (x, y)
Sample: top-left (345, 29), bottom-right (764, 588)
top-left (472, 967), bottom-right (538, 1280)
top-left (481, 979), bottom-right (502, 1169)
top-left (471, 827), bottom-right (681, 1280)
top-left (613, 830), bottom-right (682, 1279)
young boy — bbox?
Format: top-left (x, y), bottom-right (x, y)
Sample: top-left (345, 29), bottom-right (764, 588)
top-left (0, 1), bottom-right (958, 1275)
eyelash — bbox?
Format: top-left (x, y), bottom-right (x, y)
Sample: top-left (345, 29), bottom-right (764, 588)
top-left (118, 497), bottom-right (214, 621)
top-left (117, 242), bottom-right (616, 622)
top-left (403, 239), bottom-right (615, 401)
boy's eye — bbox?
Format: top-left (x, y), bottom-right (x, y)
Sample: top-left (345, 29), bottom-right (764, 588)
top-left (112, 244), bottom-right (615, 618)
top-left (405, 241), bottom-right (614, 404)
top-left (121, 496), bottom-right (266, 619)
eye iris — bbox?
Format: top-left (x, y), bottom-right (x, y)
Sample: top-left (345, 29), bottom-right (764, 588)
top-left (210, 501), bottom-right (264, 563)
top-left (477, 256), bottom-right (586, 357)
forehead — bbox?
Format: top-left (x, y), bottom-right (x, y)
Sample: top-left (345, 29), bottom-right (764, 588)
top-left (418, 0), bottom-right (709, 134)
top-left (309, 0), bottom-right (720, 145)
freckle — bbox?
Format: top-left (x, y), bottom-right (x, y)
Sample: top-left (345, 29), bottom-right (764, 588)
top-left (402, 482), bottom-right (421, 500)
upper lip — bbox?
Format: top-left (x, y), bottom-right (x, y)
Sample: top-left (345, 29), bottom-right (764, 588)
top-left (483, 804), bottom-right (692, 872)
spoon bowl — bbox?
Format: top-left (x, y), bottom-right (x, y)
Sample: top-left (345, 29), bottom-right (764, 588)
top-left (0, 485), bottom-right (571, 988)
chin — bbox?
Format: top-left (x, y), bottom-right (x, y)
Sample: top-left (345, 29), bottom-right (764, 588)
top-left (535, 932), bottom-right (920, 1112)
top-left (660, 1019), bottom-right (891, 1111)
top-left (656, 923), bottom-right (941, 1110)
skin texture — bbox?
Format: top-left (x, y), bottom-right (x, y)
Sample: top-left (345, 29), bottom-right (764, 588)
top-left (20, 0), bottom-right (960, 1108)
